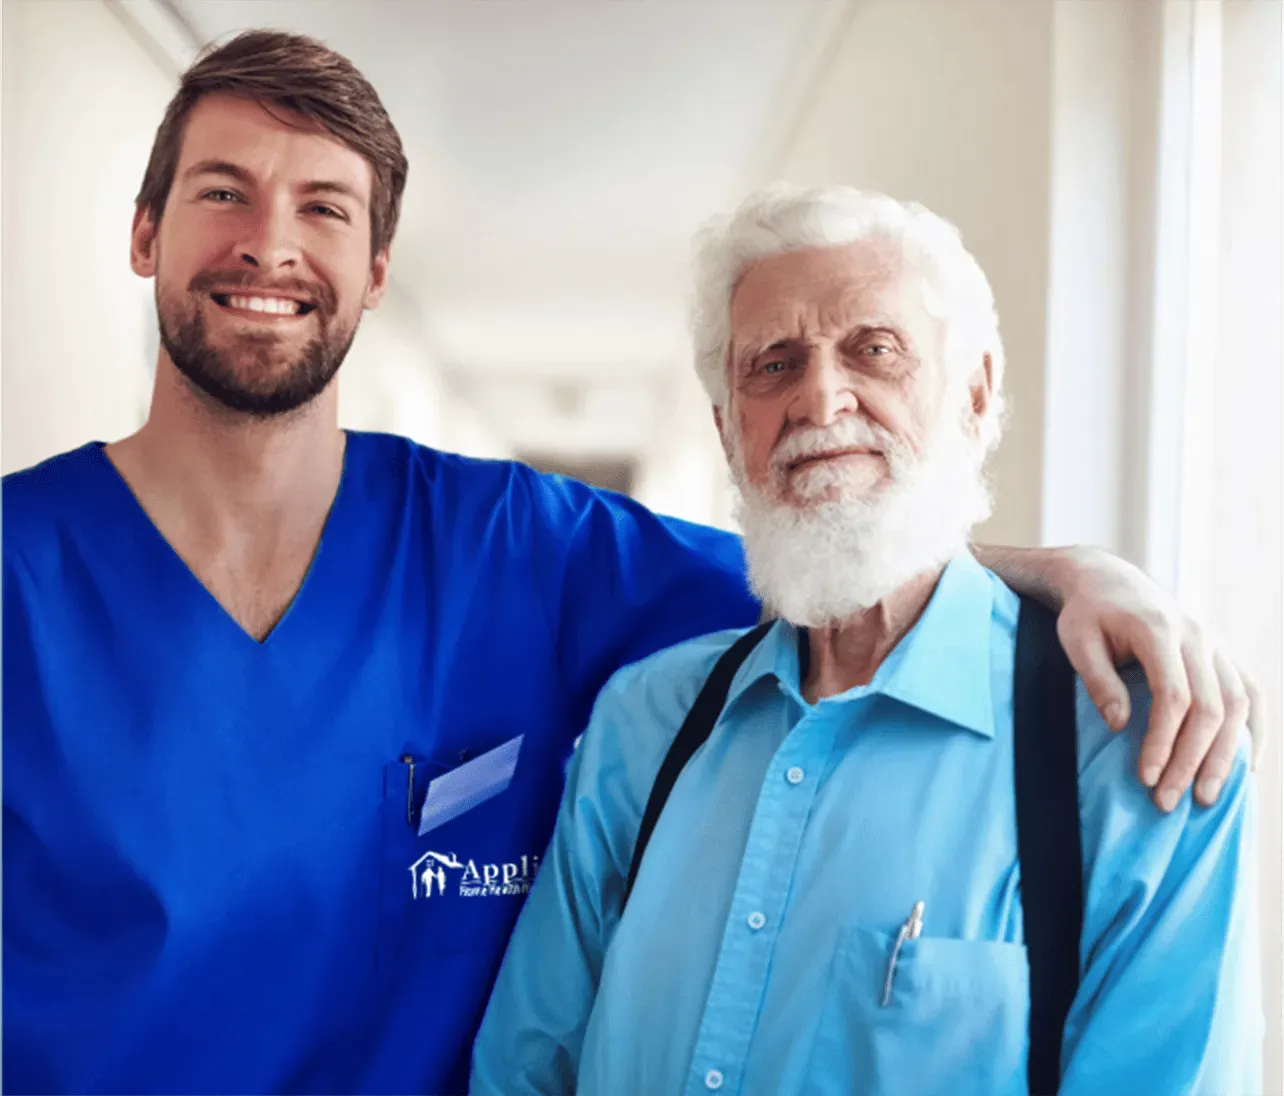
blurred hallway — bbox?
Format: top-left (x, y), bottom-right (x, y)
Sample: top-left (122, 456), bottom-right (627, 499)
top-left (3, 0), bottom-right (1281, 1086)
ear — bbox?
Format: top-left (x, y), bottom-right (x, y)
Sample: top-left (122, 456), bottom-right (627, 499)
top-left (965, 352), bottom-right (994, 435)
top-left (130, 206), bottom-right (159, 278)
top-left (712, 403), bottom-right (733, 463)
top-left (363, 248), bottom-right (391, 310)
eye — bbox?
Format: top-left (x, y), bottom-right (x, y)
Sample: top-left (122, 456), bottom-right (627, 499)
top-left (762, 360), bottom-right (789, 375)
top-left (307, 203), bottom-right (349, 222)
top-left (862, 344), bottom-right (893, 357)
top-left (200, 188), bottom-right (242, 203)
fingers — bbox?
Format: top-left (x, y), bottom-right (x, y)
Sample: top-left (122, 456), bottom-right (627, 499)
top-left (1152, 627), bottom-right (1225, 811)
top-left (1243, 671), bottom-right (1268, 772)
top-left (1125, 615), bottom-right (1191, 791)
top-left (1057, 612), bottom-right (1130, 730)
top-left (1191, 648), bottom-right (1250, 806)
top-left (1053, 591), bottom-right (1260, 812)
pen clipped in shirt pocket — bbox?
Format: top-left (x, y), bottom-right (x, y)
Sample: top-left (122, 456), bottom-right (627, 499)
top-left (804, 924), bottom-right (1030, 1096)
top-left (376, 740), bottom-right (547, 968)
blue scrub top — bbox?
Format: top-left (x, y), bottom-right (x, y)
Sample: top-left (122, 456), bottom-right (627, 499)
top-left (2, 431), bottom-right (759, 1095)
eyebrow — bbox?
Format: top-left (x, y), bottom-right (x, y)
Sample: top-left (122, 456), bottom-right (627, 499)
top-left (299, 180), bottom-right (368, 209)
top-left (182, 160), bottom-right (368, 209)
top-left (182, 159), bottom-right (255, 185)
top-left (758, 338), bottom-right (800, 356)
top-left (743, 325), bottom-right (900, 352)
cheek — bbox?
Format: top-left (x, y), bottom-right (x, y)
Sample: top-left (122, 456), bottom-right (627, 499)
top-left (857, 383), bottom-right (930, 455)
top-left (167, 206), bottom-right (240, 255)
top-left (153, 252), bottom-right (200, 303)
top-left (156, 223), bottom-right (228, 286)
top-left (733, 400), bottom-right (784, 484)
top-left (326, 257), bottom-right (378, 311)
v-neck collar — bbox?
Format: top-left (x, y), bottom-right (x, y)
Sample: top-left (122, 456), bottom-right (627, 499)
top-left (90, 434), bottom-right (354, 648)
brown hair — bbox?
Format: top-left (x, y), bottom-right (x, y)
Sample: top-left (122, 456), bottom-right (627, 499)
top-left (136, 29), bottom-right (408, 255)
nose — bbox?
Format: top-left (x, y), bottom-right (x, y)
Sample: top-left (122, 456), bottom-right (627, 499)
top-left (231, 194), bottom-right (301, 272)
top-left (791, 348), bottom-right (858, 428)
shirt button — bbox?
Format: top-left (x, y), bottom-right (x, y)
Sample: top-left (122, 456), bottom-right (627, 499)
top-left (747, 911), bottom-right (767, 931)
top-left (786, 766), bottom-right (805, 785)
top-left (705, 1070), bottom-right (724, 1090)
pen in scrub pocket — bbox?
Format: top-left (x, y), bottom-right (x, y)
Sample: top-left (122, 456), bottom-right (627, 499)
top-left (881, 900), bottom-right (925, 1006)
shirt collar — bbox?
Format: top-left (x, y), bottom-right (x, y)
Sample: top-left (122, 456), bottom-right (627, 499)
top-left (724, 553), bottom-right (997, 738)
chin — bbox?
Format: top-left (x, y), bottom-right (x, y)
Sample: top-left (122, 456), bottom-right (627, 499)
top-left (733, 433), bottom-right (993, 628)
top-left (784, 469), bottom-right (888, 508)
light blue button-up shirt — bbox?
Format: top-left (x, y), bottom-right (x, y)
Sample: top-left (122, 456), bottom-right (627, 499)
top-left (472, 555), bottom-right (1262, 1095)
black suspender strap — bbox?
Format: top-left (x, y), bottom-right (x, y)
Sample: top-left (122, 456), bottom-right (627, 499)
top-left (622, 600), bottom-right (1083, 1095)
top-left (1013, 595), bottom-right (1084, 1096)
top-left (622, 622), bottom-right (774, 907)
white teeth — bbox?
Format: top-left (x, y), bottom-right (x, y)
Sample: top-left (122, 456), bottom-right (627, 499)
top-left (226, 295), bottom-right (302, 315)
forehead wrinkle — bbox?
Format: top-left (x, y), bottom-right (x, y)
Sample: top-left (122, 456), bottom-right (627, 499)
top-left (734, 284), bottom-right (912, 357)
top-left (730, 243), bottom-right (937, 368)
top-left (736, 240), bottom-right (899, 306)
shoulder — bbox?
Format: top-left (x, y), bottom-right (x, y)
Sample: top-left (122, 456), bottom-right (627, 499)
top-left (346, 430), bottom-right (530, 501)
top-left (3, 443), bottom-right (103, 509)
top-left (595, 627), bottom-right (754, 726)
top-left (346, 432), bottom-right (601, 564)
top-left (351, 429), bottom-right (626, 530)
top-left (1075, 664), bottom-right (1254, 881)
top-left (1075, 663), bottom-right (1154, 784)
top-left (368, 431), bottom-right (742, 572)
top-left (570, 627), bottom-right (755, 785)
top-left (3, 444), bottom-right (106, 562)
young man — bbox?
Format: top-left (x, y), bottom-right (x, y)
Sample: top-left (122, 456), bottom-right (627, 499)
top-left (2, 31), bottom-right (1261, 1096)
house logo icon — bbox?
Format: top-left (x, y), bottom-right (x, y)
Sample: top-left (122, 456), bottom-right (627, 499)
top-left (409, 851), bottom-right (464, 899)
top-left (408, 849), bottom-right (542, 901)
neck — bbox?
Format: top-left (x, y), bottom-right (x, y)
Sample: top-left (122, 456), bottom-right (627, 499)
top-left (802, 566), bottom-right (944, 704)
top-left (106, 356), bottom-right (345, 548)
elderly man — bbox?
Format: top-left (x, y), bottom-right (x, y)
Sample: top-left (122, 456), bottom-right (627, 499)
top-left (470, 186), bottom-right (1262, 1095)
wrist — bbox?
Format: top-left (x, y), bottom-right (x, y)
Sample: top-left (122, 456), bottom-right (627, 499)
top-left (972, 541), bottom-right (1102, 612)
top-left (1051, 544), bottom-right (1102, 604)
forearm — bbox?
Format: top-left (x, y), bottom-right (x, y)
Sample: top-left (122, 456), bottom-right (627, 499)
top-left (970, 542), bottom-right (1092, 612)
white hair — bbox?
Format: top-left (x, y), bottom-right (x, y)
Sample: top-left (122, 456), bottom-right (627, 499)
top-left (690, 183), bottom-right (1007, 454)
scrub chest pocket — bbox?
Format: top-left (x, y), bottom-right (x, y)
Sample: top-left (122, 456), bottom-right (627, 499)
top-left (804, 924), bottom-right (1031, 1096)
top-left (376, 750), bottom-right (549, 967)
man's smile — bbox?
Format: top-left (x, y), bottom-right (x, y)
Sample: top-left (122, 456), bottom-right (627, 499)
top-left (207, 291), bottom-right (317, 320)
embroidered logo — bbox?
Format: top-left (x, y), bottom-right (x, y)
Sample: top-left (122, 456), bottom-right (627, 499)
top-left (410, 850), bottom-right (541, 900)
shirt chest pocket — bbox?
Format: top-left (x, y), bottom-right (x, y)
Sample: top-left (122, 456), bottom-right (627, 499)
top-left (376, 752), bottom-right (555, 968)
top-left (804, 925), bottom-right (1031, 1096)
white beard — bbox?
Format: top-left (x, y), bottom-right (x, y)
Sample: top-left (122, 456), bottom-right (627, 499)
top-left (731, 412), bottom-right (992, 627)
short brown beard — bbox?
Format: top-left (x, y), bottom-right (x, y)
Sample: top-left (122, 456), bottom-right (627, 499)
top-left (156, 271), bottom-right (356, 417)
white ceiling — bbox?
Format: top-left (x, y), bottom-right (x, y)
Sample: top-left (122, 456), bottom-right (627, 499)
top-left (166, 0), bottom-right (853, 452)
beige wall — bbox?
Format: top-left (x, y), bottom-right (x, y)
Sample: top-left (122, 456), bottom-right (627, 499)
top-left (2, 0), bottom-right (170, 472)
top-left (775, 0), bottom-right (1055, 547)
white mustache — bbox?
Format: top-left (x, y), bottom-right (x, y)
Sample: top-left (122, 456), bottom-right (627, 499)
top-left (770, 417), bottom-right (895, 471)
